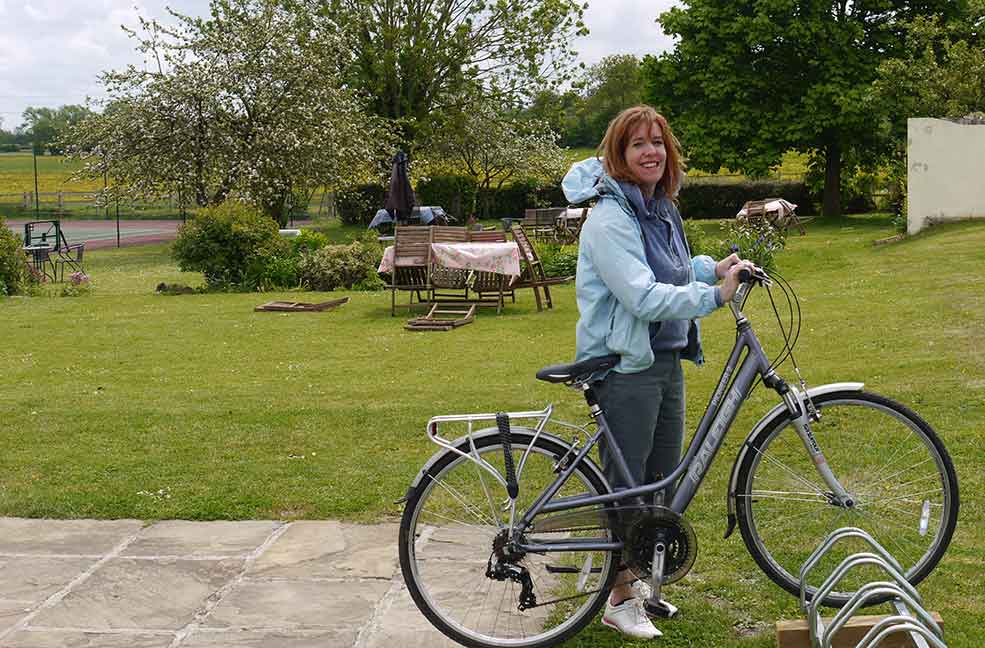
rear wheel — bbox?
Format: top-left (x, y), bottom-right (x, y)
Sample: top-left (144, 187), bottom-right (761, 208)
top-left (736, 391), bottom-right (959, 607)
top-left (398, 432), bottom-right (619, 648)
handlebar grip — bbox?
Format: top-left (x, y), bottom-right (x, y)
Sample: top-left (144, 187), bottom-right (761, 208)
top-left (738, 268), bottom-right (752, 283)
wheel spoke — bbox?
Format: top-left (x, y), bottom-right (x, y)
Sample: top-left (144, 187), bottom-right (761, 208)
top-left (752, 445), bottom-right (830, 497)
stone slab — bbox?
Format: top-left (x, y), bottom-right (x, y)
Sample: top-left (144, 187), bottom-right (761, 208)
top-left (0, 519), bottom-right (143, 556)
top-left (180, 629), bottom-right (356, 647)
top-left (0, 630), bottom-right (173, 647)
top-left (360, 585), bottom-right (460, 648)
top-left (249, 522), bottom-right (398, 580)
top-left (203, 579), bottom-right (389, 630)
top-left (123, 522), bottom-right (281, 559)
top-left (0, 556), bottom-right (95, 603)
top-left (31, 558), bottom-right (242, 631)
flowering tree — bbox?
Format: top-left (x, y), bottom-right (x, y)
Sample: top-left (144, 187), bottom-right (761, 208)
top-left (425, 101), bottom-right (568, 217)
top-left (66, 0), bottom-right (392, 225)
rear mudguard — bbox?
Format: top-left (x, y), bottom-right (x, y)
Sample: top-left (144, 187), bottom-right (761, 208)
top-left (723, 382), bottom-right (864, 539)
top-left (397, 426), bottom-right (611, 504)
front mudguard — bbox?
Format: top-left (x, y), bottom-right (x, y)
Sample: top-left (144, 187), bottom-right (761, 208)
top-left (723, 382), bottom-right (864, 539)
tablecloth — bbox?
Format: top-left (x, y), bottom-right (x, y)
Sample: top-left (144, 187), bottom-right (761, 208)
top-left (379, 242), bottom-right (521, 276)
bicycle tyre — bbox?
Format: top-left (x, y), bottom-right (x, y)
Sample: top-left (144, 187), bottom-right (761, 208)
top-left (735, 390), bottom-right (959, 608)
top-left (399, 430), bottom-right (619, 648)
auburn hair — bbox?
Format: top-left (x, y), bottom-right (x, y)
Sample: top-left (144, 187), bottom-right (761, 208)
top-left (597, 105), bottom-right (684, 198)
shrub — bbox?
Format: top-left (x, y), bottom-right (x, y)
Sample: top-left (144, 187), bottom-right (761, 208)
top-left (0, 216), bottom-right (31, 296)
top-left (291, 229), bottom-right (330, 255)
top-left (299, 234), bottom-right (384, 291)
top-left (535, 242), bottom-right (578, 278)
top-left (678, 180), bottom-right (816, 220)
top-left (171, 201), bottom-right (291, 289)
top-left (245, 254), bottom-right (300, 291)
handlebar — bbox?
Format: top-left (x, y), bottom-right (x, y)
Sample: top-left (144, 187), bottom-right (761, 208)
top-left (738, 266), bottom-right (769, 284)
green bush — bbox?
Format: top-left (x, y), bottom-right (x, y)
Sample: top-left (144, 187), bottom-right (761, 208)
top-left (535, 242), bottom-right (578, 278)
top-left (678, 180), bottom-right (816, 220)
top-left (246, 254), bottom-right (300, 291)
top-left (291, 229), bottom-right (330, 255)
top-left (0, 216), bottom-right (31, 296)
top-left (171, 201), bottom-right (291, 289)
top-left (336, 184), bottom-right (386, 226)
top-left (299, 234), bottom-right (384, 291)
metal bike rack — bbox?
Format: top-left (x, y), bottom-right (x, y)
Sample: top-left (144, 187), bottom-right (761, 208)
top-left (798, 527), bottom-right (947, 648)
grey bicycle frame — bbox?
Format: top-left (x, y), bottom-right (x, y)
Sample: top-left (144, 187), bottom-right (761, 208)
top-left (513, 284), bottom-right (845, 554)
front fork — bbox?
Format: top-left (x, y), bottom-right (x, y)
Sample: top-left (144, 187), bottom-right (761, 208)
top-left (782, 386), bottom-right (854, 507)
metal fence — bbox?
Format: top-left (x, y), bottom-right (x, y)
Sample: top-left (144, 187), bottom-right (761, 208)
top-left (0, 191), bottom-right (338, 221)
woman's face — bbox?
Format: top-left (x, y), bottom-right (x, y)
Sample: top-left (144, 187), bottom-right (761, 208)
top-left (624, 120), bottom-right (666, 194)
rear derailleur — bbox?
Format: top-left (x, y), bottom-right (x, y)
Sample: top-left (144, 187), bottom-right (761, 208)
top-left (486, 530), bottom-right (537, 611)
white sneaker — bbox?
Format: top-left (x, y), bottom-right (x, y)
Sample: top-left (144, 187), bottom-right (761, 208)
top-left (601, 598), bottom-right (663, 639)
top-left (632, 580), bottom-right (679, 618)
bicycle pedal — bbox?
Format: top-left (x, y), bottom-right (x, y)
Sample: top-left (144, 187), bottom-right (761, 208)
top-left (643, 598), bottom-right (679, 619)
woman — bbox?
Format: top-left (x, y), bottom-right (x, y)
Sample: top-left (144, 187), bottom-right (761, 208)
top-left (561, 105), bottom-right (752, 640)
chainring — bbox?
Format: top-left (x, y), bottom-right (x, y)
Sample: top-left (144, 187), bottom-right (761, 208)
top-left (622, 506), bottom-right (698, 585)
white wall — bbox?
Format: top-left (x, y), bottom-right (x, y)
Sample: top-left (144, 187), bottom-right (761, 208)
top-left (907, 118), bottom-right (985, 235)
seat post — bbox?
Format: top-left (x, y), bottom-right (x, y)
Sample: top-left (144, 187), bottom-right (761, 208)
top-left (581, 383), bottom-right (601, 413)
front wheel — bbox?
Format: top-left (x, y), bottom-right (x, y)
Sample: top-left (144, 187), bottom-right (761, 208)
top-left (399, 431), bottom-right (619, 648)
top-left (735, 391), bottom-right (959, 607)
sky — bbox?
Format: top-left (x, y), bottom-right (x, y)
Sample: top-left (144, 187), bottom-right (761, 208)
top-left (0, 0), bottom-right (679, 131)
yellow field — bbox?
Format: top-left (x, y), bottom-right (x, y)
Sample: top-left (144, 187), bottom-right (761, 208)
top-left (0, 153), bottom-right (103, 195)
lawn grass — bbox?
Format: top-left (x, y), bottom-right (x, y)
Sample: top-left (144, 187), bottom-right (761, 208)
top-left (0, 215), bottom-right (982, 645)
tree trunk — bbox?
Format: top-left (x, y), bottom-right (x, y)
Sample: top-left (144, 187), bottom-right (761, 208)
top-left (823, 139), bottom-right (842, 218)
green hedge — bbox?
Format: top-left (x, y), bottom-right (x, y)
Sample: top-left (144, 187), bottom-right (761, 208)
top-left (678, 180), bottom-right (816, 220)
top-left (339, 176), bottom-right (816, 224)
top-left (416, 175), bottom-right (478, 221)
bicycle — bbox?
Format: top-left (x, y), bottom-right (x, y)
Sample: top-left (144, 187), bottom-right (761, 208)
top-left (397, 268), bottom-right (959, 648)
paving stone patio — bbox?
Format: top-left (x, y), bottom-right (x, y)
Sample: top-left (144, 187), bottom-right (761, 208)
top-left (0, 518), bottom-right (463, 648)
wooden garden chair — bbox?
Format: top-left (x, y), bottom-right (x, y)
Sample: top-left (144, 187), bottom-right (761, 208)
top-left (738, 197), bottom-right (811, 235)
top-left (522, 208), bottom-right (565, 241)
top-left (429, 226), bottom-right (470, 303)
top-left (389, 225), bottom-right (433, 316)
top-left (510, 224), bottom-right (555, 311)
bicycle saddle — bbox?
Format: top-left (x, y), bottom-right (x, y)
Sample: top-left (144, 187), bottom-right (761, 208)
top-left (535, 354), bottom-right (620, 384)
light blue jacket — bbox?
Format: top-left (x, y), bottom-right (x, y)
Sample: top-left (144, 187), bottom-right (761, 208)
top-left (563, 157), bottom-right (722, 376)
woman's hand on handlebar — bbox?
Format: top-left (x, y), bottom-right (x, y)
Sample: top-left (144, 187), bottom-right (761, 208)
top-left (719, 260), bottom-right (757, 303)
top-left (715, 253), bottom-right (744, 280)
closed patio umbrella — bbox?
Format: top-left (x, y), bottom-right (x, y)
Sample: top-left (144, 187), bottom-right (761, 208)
top-left (384, 150), bottom-right (416, 223)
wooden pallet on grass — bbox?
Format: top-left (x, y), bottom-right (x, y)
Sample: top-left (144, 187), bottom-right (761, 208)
top-left (405, 303), bottom-right (476, 331)
top-left (254, 297), bottom-right (349, 312)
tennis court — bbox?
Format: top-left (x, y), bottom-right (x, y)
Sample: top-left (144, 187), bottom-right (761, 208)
top-left (5, 219), bottom-right (180, 250)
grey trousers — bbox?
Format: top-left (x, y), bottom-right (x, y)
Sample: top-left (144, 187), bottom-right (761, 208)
top-left (594, 350), bottom-right (685, 502)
